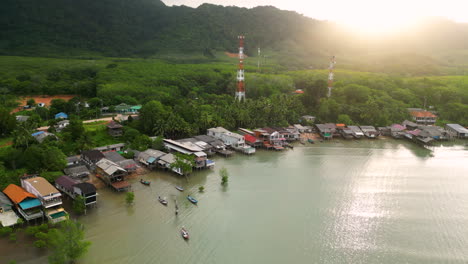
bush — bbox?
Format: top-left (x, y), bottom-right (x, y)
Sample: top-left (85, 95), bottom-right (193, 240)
top-left (198, 186), bottom-right (205, 192)
top-left (0, 227), bottom-right (13, 237)
top-left (125, 192), bottom-right (135, 205)
top-left (33, 240), bottom-right (47, 249)
top-left (9, 232), bottom-right (17, 242)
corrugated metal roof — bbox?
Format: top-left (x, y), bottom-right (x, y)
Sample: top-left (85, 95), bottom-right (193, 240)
top-left (3, 184), bottom-right (37, 205)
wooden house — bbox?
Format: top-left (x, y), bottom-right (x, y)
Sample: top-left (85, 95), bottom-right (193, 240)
top-left (336, 126), bottom-right (354, 139)
top-left (138, 149), bottom-right (166, 169)
top-left (66, 155), bottom-right (81, 167)
top-left (95, 158), bottom-right (130, 191)
top-left (163, 139), bottom-right (216, 168)
top-left (3, 184), bottom-right (43, 222)
top-left (348, 126), bottom-right (365, 139)
top-left (207, 127), bottom-right (254, 154)
top-left (157, 153), bottom-right (183, 175)
top-left (106, 121), bottom-right (123, 137)
top-left (446, 124), bottom-right (468, 139)
top-left (81, 150), bottom-right (104, 167)
top-left (21, 176), bottom-right (68, 223)
top-left (55, 176), bottom-right (97, 207)
top-left (359, 126), bottom-right (379, 138)
top-left (315, 124), bottom-right (333, 139)
top-left (64, 165), bottom-right (90, 180)
top-left (0, 192), bottom-right (20, 227)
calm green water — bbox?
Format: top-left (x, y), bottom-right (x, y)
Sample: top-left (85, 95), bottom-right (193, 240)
top-left (74, 140), bottom-right (467, 263)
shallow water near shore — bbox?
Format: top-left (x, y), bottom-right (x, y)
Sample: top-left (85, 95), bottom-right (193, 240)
top-left (3, 139), bottom-right (467, 263)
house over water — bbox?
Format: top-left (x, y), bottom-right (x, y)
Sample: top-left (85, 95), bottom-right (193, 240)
top-left (55, 176), bottom-right (97, 207)
top-left (95, 158), bottom-right (130, 191)
top-left (21, 176), bottom-right (68, 223)
top-left (446, 124), bottom-right (468, 139)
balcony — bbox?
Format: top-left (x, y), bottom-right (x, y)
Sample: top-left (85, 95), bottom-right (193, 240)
top-left (42, 198), bottom-right (63, 208)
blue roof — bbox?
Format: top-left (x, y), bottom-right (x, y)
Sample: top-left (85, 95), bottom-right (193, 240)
top-left (55, 112), bottom-right (68, 119)
top-left (31, 131), bottom-right (45, 137)
top-left (19, 198), bottom-right (41, 210)
top-left (147, 157), bottom-right (156, 164)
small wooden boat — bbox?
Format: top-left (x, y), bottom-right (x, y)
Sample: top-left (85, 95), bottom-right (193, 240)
top-left (175, 186), bottom-right (184, 192)
top-left (181, 227), bottom-right (189, 239)
top-left (140, 179), bottom-right (151, 186)
top-left (158, 196), bottom-right (168, 205)
top-left (187, 196), bottom-right (198, 204)
top-left (308, 138), bottom-right (314, 144)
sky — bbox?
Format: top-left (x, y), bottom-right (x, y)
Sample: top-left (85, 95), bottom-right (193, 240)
top-left (161, 0), bottom-right (468, 33)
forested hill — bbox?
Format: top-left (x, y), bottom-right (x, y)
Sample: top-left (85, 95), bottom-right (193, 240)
top-left (2, 0), bottom-right (468, 73)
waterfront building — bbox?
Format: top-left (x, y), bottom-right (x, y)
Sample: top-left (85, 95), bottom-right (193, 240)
top-left (408, 109), bottom-right (437, 125)
top-left (138, 149), bottom-right (167, 169)
top-left (207, 127), bottom-right (255, 154)
top-left (359, 126), bottom-right (379, 138)
top-left (315, 124), bottom-right (333, 139)
top-left (3, 184), bottom-right (43, 222)
top-left (163, 139), bottom-right (215, 168)
top-left (445, 124), bottom-right (468, 139)
top-left (95, 158), bottom-right (130, 191)
top-left (55, 176), bottom-right (97, 207)
top-left (64, 165), bottom-right (91, 181)
top-left (20, 176), bottom-right (68, 223)
top-left (348, 126), bottom-right (365, 139)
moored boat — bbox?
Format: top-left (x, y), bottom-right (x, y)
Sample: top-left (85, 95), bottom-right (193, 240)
top-left (158, 196), bottom-right (168, 205)
top-left (181, 227), bottom-right (189, 239)
top-left (187, 196), bottom-right (198, 204)
top-left (175, 186), bottom-right (184, 192)
top-left (140, 179), bottom-right (151, 186)
top-left (308, 138), bottom-right (314, 144)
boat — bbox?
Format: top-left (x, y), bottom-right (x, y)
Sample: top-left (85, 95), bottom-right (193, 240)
top-left (187, 196), bottom-right (198, 204)
top-left (308, 138), bottom-right (314, 144)
top-left (181, 227), bottom-right (189, 239)
top-left (140, 179), bottom-right (151, 186)
top-left (175, 186), bottom-right (184, 192)
top-left (158, 196), bottom-right (168, 205)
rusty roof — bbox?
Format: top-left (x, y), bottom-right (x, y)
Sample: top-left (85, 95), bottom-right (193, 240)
top-left (410, 111), bottom-right (437, 118)
top-left (3, 184), bottom-right (37, 205)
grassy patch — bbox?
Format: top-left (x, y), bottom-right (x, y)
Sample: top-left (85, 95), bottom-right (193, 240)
top-left (85, 124), bottom-right (121, 147)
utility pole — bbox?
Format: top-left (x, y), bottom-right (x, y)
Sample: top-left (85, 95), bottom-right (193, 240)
top-left (327, 55), bottom-right (336, 98)
top-left (235, 35), bottom-right (246, 102)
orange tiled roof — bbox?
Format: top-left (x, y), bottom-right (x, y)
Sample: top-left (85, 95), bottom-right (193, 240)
top-left (410, 111), bottom-right (437, 118)
top-left (3, 184), bottom-right (37, 205)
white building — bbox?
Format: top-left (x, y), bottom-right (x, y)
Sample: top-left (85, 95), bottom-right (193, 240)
top-left (207, 127), bottom-right (255, 154)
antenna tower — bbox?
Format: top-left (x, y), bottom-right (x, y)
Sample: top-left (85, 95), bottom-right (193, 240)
top-left (257, 47), bottom-right (261, 72)
top-left (235, 35), bottom-right (246, 102)
top-left (327, 55), bottom-right (336, 98)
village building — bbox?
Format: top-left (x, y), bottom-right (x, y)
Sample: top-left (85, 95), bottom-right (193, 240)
top-left (64, 165), bottom-right (91, 180)
top-left (348, 126), bottom-right (365, 139)
top-left (163, 139), bottom-right (215, 168)
top-left (114, 103), bottom-right (142, 114)
top-left (95, 158), bottom-right (130, 191)
top-left (418, 126), bottom-right (449, 140)
top-left (193, 135), bottom-right (233, 156)
top-left (336, 126), bottom-right (354, 139)
top-left (55, 120), bottom-right (70, 132)
top-left (3, 184), bottom-right (43, 222)
top-left (359, 126), bottom-right (379, 138)
top-left (21, 176), bottom-right (68, 223)
top-left (293, 124), bottom-right (307, 133)
top-left (315, 124), bottom-right (333, 139)
top-left (301, 115), bottom-right (316, 123)
top-left (260, 128), bottom-right (286, 150)
top-left (81, 150), bottom-right (105, 167)
top-left (177, 137), bottom-right (216, 156)
top-left (107, 121), bottom-right (123, 137)
top-left (408, 109), bottom-right (437, 125)
top-left (94, 143), bottom-right (126, 152)
top-left (54, 112), bottom-right (68, 119)
top-left (157, 153), bottom-right (181, 174)
top-left (0, 192), bottom-right (20, 227)
top-left (32, 131), bottom-right (58, 143)
top-left (66, 155), bottom-right (81, 167)
top-left (445, 124), bottom-right (468, 139)
top-left (390, 124), bottom-right (406, 139)
top-left (138, 149), bottom-right (167, 169)
top-left (15, 115), bottom-right (30, 122)
top-left (55, 176), bottom-right (97, 207)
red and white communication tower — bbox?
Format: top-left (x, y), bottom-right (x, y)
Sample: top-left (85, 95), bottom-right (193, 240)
top-left (235, 35), bottom-right (246, 101)
top-left (327, 55), bottom-right (336, 98)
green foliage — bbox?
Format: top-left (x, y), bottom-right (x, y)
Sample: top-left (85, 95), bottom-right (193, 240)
top-left (151, 136), bottom-right (164, 151)
top-left (33, 240), bottom-right (47, 249)
top-left (0, 227), bottom-right (13, 236)
top-left (64, 118), bottom-right (85, 141)
top-left (73, 196), bottom-right (86, 215)
top-left (9, 232), bottom-right (17, 242)
top-left (125, 192), bottom-right (135, 205)
top-left (48, 220), bottom-right (91, 264)
top-left (337, 114), bottom-right (354, 125)
top-left (0, 108), bottom-right (17, 137)
top-left (198, 186), bottom-right (205, 192)
top-left (170, 153), bottom-right (195, 176)
top-left (121, 151), bottom-right (135, 159)
top-left (220, 168), bottom-right (229, 185)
